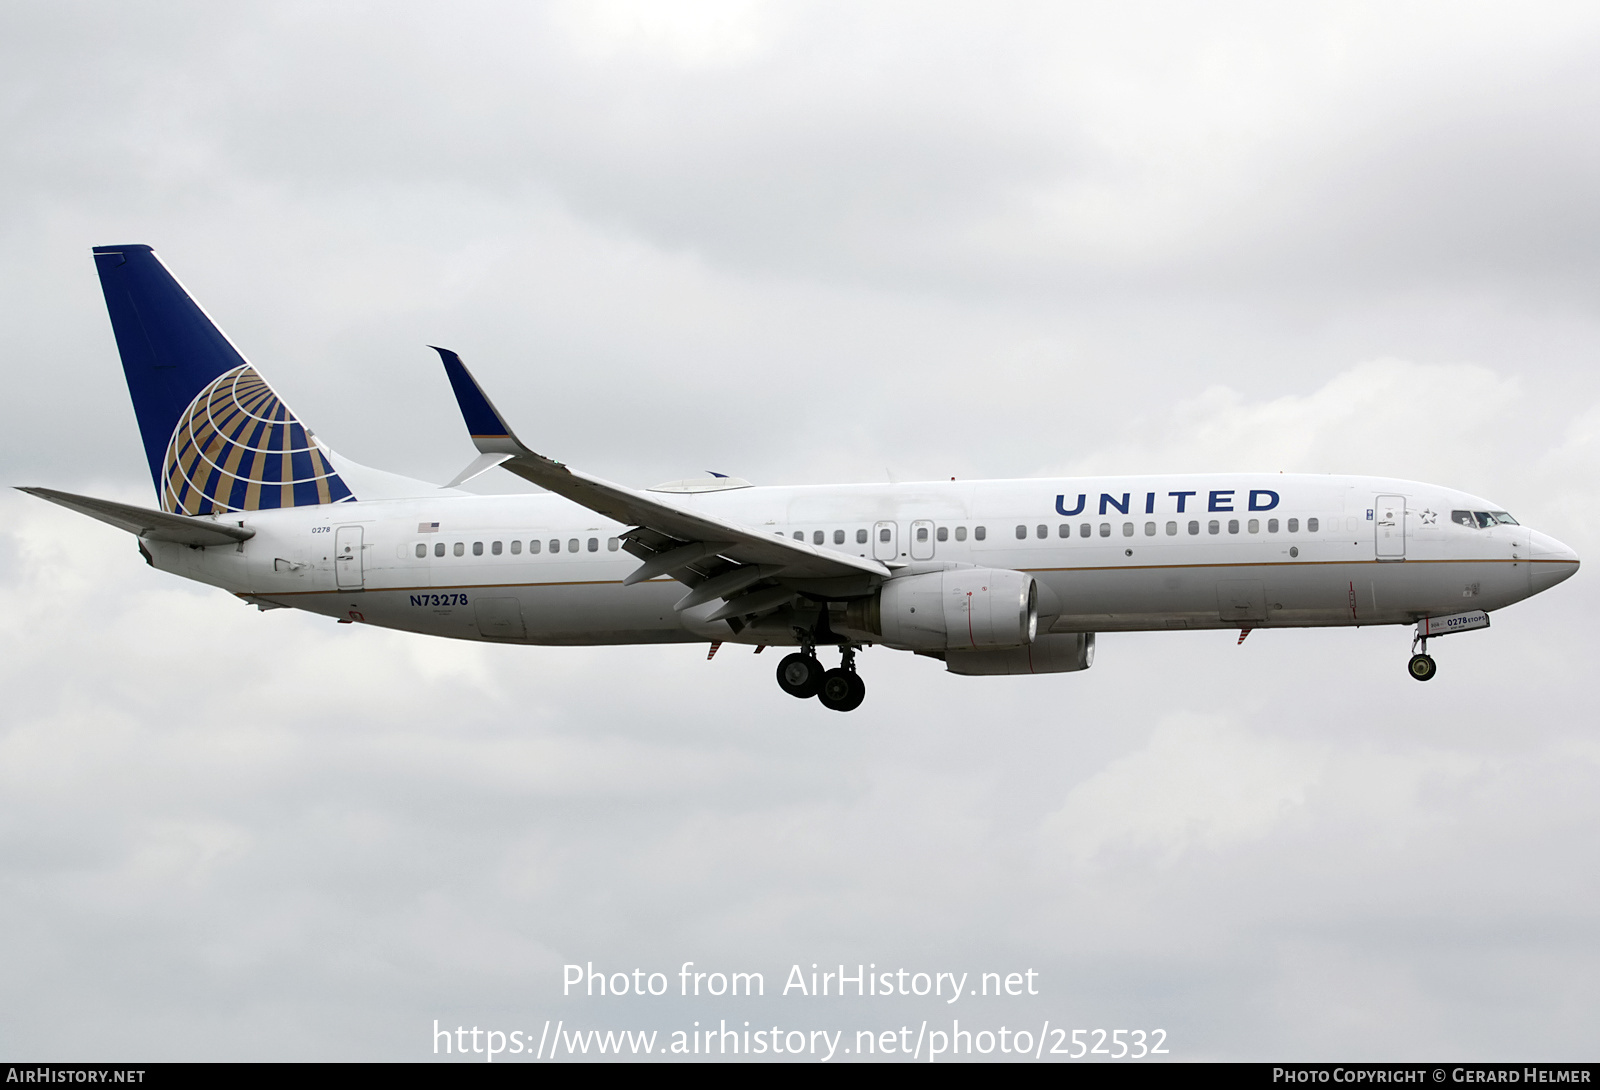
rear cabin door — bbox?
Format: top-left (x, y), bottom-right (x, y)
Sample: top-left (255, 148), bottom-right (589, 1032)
top-left (872, 521), bottom-right (898, 561)
top-left (335, 525), bottom-right (365, 589)
top-left (1375, 495), bottom-right (1406, 560)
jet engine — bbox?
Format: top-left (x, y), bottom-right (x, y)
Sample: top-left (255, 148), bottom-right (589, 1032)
top-left (840, 568), bottom-right (1037, 652)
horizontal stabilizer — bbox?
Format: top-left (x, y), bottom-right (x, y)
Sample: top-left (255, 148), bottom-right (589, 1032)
top-left (17, 487), bottom-right (255, 547)
top-left (444, 451), bottom-right (514, 489)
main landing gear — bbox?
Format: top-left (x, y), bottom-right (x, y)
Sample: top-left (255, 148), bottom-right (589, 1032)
top-left (776, 646), bottom-right (866, 712)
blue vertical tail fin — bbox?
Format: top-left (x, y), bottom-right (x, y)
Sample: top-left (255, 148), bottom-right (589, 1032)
top-left (91, 244), bottom-right (354, 515)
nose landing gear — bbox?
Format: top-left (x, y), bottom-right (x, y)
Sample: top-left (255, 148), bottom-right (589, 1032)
top-left (1408, 631), bottom-right (1437, 681)
top-left (775, 645), bottom-right (866, 711)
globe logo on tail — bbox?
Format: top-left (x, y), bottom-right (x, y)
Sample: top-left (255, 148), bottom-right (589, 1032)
top-left (160, 365), bottom-right (353, 514)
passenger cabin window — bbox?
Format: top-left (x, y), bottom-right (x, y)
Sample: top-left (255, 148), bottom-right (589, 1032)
top-left (1307, 518), bottom-right (1319, 533)
top-left (1208, 520), bottom-right (1220, 535)
top-left (814, 530), bottom-right (825, 545)
top-left (1247, 519), bottom-right (1259, 534)
top-left (511, 540), bottom-right (522, 554)
top-left (1166, 521), bottom-right (1177, 536)
top-left (1145, 522), bottom-right (1156, 536)
top-left (857, 529), bottom-right (869, 544)
top-left (954, 526), bottom-right (967, 541)
top-left (1016, 524), bottom-right (1027, 540)
top-left (794, 531), bottom-right (804, 541)
top-left (454, 542), bottom-right (465, 557)
top-left (1080, 523), bottom-right (1090, 538)
top-left (549, 539), bottom-right (560, 553)
top-left (473, 541), bottom-right (483, 556)
top-left (608, 538), bottom-right (620, 551)
top-left (936, 527), bottom-right (948, 542)
top-left (529, 540), bottom-right (541, 554)
top-left (1099, 523), bottom-right (1110, 538)
top-left (567, 539), bottom-right (579, 552)
top-left (1228, 520), bottom-right (1239, 534)
top-left (415, 543), bottom-right (426, 558)
top-left (492, 541), bottom-right (502, 555)
top-left (1122, 522), bottom-right (1134, 537)
top-left (587, 538), bottom-right (598, 552)
top-left (974, 526), bottom-right (986, 541)
top-left (1268, 518), bottom-right (1279, 533)
top-left (1287, 519), bottom-right (1299, 533)
top-left (1036, 524), bottom-right (1047, 539)
top-left (435, 542), bottom-right (445, 557)
top-left (835, 530), bottom-right (846, 544)
top-left (1188, 521), bottom-right (1199, 535)
top-left (1058, 524), bottom-right (1069, 538)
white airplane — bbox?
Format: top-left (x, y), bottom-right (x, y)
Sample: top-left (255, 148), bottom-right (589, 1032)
top-left (21, 245), bottom-right (1581, 711)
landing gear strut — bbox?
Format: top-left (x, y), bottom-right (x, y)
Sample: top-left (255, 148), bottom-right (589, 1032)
top-left (775, 644), bottom-right (866, 711)
top-left (1408, 633), bottom-right (1437, 681)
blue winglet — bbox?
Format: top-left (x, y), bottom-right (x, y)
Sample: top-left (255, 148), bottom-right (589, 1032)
top-left (431, 347), bottom-right (519, 448)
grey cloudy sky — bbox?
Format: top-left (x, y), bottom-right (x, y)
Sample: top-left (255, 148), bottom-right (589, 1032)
top-left (3, 0), bottom-right (1599, 1061)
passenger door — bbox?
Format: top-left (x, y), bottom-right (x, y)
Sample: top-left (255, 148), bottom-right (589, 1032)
top-left (335, 525), bottom-right (364, 589)
top-left (909, 519), bottom-right (935, 561)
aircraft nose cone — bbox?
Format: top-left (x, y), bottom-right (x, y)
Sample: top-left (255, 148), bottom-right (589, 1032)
top-left (1528, 530), bottom-right (1580, 592)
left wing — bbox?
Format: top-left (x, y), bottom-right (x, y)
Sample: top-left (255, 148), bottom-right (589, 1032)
top-left (433, 349), bottom-right (889, 618)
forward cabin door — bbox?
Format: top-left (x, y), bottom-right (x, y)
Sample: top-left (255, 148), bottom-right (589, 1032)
top-left (335, 525), bottom-right (365, 589)
top-left (1375, 495), bottom-right (1406, 560)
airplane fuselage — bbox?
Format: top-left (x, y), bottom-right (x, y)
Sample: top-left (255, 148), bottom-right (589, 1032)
top-left (150, 472), bottom-right (1573, 649)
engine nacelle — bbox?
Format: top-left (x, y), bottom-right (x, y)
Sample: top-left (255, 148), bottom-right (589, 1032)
top-left (945, 632), bottom-right (1095, 676)
top-left (842, 568), bottom-right (1037, 652)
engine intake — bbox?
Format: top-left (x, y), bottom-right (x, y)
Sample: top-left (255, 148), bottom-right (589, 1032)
top-left (842, 568), bottom-right (1037, 652)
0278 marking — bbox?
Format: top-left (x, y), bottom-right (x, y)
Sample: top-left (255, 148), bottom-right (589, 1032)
top-left (411, 593), bottom-right (469, 607)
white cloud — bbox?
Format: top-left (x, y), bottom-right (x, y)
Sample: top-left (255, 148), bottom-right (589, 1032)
top-left (1039, 712), bottom-right (1321, 867)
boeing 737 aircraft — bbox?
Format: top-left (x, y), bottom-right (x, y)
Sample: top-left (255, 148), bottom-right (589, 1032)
top-left (20, 245), bottom-right (1581, 711)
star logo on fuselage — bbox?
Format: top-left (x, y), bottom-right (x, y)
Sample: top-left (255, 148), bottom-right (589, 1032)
top-left (1419, 508), bottom-right (1438, 524)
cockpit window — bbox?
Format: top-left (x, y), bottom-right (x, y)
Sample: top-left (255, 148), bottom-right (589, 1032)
top-left (1451, 511), bottom-right (1473, 527)
top-left (1473, 512), bottom-right (1496, 529)
top-left (1492, 512), bottom-right (1518, 525)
